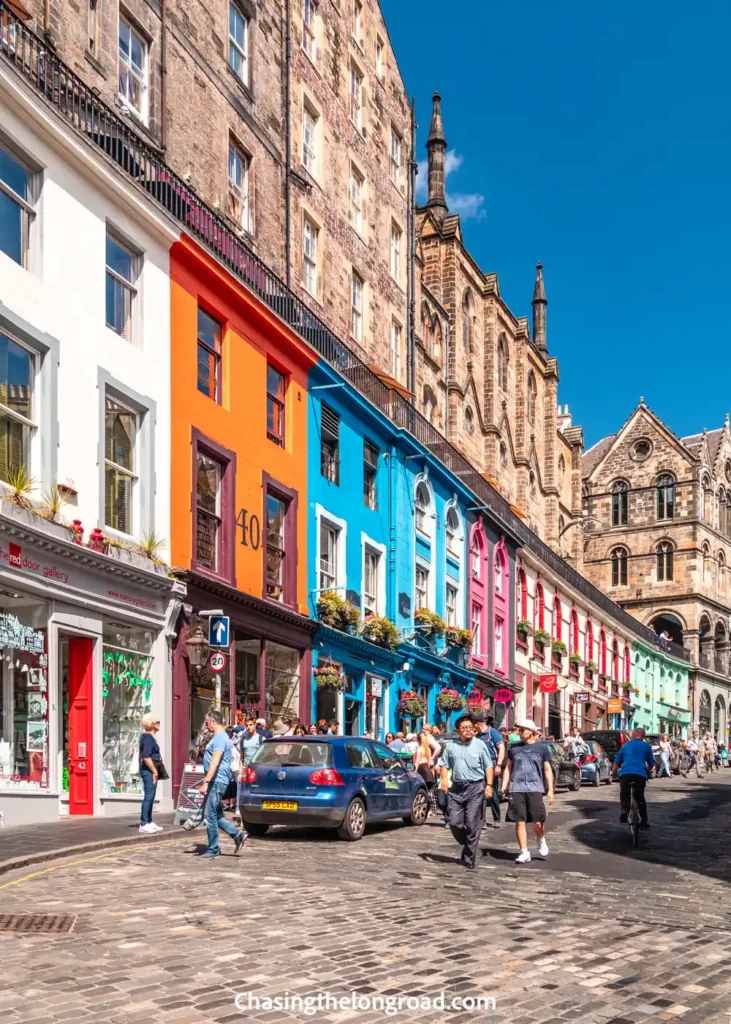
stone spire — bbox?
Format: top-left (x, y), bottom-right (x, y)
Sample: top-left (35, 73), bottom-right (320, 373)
top-left (532, 262), bottom-right (547, 354)
top-left (426, 92), bottom-right (448, 226)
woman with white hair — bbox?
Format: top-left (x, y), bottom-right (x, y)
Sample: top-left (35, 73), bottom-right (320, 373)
top-left (139, 711), bottom-right (163, 834)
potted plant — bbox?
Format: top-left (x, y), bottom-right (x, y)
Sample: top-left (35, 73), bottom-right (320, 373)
top-left (316, 590), bottom-right (361, 631)
top-left (415, 608), bottom-right (446, 639)
top-left (569, 653), bottom-right (583, 670)
top-left (395, 691), bottom-right (426, 718)
top-left (436, 688), bottom-right (466, 713)
top-left (517, 618), bottom-right (532, 642)
top-left (552, 640), bottom-right (567, 659)
top-left (360, 615), bottom-right (400, 650)
top-left (534, 628), bottom-right (551, 651)
top-left (445, 626), bottom-right (473, 650)
top-left (585, 659), bottom-right (598, 679)
top-left (313, 664), bottom-right (345, 692)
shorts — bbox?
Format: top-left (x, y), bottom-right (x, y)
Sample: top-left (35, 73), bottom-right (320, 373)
top-left (508, 791), bottom-right (546, 824)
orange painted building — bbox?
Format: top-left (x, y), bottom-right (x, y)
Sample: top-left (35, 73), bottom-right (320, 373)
top-left (169, 236), bottom-right (318, 790)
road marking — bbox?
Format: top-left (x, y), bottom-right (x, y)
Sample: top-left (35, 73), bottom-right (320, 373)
top-left (0, 841), bottom-right (182, 891)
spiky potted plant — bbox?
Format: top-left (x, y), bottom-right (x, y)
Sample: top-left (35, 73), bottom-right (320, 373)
top-left (360, 615), bottom-right (400, 650)
top-left (415, 608), bottom-right (446, 640)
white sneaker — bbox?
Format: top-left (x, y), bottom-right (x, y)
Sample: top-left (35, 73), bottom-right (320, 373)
top-left (515, 849), bottom-right (531, 864)
top-left (138, 823), bottom-right (157, 834)
top-left (149, 822), bottom-right (164, 832)
top-left (538, 838), bottom-right (549, 858)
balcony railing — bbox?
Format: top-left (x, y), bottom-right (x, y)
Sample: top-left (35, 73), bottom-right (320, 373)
top-left (0, 3), bottom-right (690, 662)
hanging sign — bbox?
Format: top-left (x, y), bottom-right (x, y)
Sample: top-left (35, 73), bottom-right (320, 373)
top-left (607, 698), bottom-right (623, 714)
top-left (575, 692), bottom-right (591, 704)
top-left (539, 674), bottom-right (558, 694)
top-left (494, 688), bottom-right (513, 704)
top-left (208, 651), bottom-right (227, 673)
top-left (370, 679), bottom-right (383, 697)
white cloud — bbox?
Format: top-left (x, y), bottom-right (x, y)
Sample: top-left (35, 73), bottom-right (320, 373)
top-left (415, 149), bottom-right (485, 220)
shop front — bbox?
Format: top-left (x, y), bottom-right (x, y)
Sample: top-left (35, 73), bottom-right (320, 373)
top-left (469, 671), bottom-right (522, 731)
top-left (392, 643), bottom-right (476, 735)
top-left (172, 575), bottom-right (317, 797)
top-left (0, 508), bottom-right (182, 825)
top-left (311, 626), bottom-right (403, 739)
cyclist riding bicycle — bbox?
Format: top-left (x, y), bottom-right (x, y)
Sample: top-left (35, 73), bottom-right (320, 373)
top-left (611, 727), bottom-right (654, 831)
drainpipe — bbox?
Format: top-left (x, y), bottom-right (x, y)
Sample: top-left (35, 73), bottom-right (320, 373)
top-left (160, 0), bottom-right (168, 151)
top-left (284, 0), bottom-right (292, 288)
top-left (43, 0), bottom-right (51, 43)
top-left (388, 446), bottom-right (398, 623)
top-left (444, 319), bottom-right (451, 441)
top-left (407, 96), bottom-right (417, 400)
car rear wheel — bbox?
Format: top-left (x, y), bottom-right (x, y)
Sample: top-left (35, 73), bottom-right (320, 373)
top-left (403, 789), bottom-right (429, 826)
top-left (569, 775), bottom-right (581, 792)
top-left (242, 822), bottom-right (269, 837)
top-left (337, 798), bottom-right (367, 841)
top-left (603, 774), bottom-right (612, 785)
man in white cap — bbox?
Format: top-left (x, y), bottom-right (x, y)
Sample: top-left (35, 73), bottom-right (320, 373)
top-left (255, 717), bottom-right (272, 739)
top-left (500, 719), bottom-right (554, 864)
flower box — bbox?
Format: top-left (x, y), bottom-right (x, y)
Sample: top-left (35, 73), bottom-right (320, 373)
top-left (317, 590), bottom-right (361, 631)
top-left (360, 615), bottom-right (399, 650)
top-left (415, 608), bottom-right (446, 639)
top-left (445, 626), bottom-right (473, 650)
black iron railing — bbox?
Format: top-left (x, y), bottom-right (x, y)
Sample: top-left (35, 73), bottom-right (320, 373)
top-left (0, 3), bottom-right (688, 661)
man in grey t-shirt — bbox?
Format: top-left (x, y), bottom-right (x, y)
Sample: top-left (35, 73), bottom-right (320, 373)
top-left (501, 720), bottom-right (554, 865)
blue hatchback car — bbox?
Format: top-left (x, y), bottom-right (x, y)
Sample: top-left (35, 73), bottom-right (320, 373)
top-left (238, 735), bottom-right (429, 841)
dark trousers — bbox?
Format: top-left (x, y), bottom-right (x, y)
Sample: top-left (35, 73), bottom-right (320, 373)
top-left (486, 778), bottom-right (501, 823)
top-left (619, 774), bottom-right (648, 824)
top-left (140, 767), bottom-right (157, 825)
top-left (448, 781), bottom-right (485, 863)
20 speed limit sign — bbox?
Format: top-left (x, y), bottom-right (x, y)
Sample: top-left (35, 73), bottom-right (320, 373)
top-left (208, 651), bottom-right (227, 673)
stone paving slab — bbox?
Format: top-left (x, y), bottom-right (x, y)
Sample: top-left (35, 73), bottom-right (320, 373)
top-left (1, 775), bottom-right (731, 1021)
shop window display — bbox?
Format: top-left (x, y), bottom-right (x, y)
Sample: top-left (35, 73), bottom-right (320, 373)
top-left (265, 642), bottom-right (300, 724)
top-left (0, 597), bottom-right (49, 789)
top-left (102, 622), bottom-right (154, 795)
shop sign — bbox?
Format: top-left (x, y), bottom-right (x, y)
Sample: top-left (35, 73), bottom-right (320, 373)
top-left (539, 674), bottom-right (558, 694)
top-left (208, 651), bottom-right (227, 673)
top-left (370, 679), bottom-right (383, 697)
top-left (575, 692), bottom-right (591, 704)
top-left (607, 698), bottom-right (623, 714)
top-left (494, 688), bottom-right (513, 703)
top-left (0, 613), bottom-right (45, 653)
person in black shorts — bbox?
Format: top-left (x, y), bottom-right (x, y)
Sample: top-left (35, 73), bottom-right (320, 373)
top-left (501, 719), bottom-right (554, 864)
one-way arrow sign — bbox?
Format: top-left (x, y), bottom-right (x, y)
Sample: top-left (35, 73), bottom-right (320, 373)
top-left (208, 615), bottom-right (230, 648)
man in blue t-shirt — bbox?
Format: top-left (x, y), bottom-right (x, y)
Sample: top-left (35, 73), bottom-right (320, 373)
top-left (197, 711), bottom-right (246, 858)
top-left (474, 718), bottom-right (506, 827)
top-left (612, 727), bottom-right (655, 830)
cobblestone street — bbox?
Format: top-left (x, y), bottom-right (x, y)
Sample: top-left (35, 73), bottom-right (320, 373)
top-left (3, 773), bottom-right (731, 1024)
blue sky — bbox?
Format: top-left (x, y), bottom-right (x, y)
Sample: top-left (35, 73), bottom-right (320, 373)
top-left (381, 0), bottom-right (731, 446)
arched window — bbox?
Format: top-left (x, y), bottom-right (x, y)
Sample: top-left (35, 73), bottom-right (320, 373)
top-left (494, 545), bottom-right (505, 595)
top-left (527, 372), bottom-right (537, 426)
top-left (471, 529), bottom-right (481, 578)
top-left (552, 595), bottom-right (562, 642)
top-left (699, 689), bottom-right (712, 733)
top-left (462, 290), bottom-right (474, 349)
top-left (432, 318), bottom-right (442, 361)
top-left (701, 474), bottom-right (712, 524)
top-left (600, 629), bottom-right (607, 675)
top-left (726, 493), bottom-right (731, 539)
top-left (534, 580), bottom-right (545, 632)
top-left (719, 487), bottom-right (727, 534)
top-left (657, 474), bottom-right (675, 520)
top-left (420, 302), bottom-right (431, 355)
top-left (719, 551), bottom-right (726, 592)
top-left (516, 566), bottom-right (527, 621)
top-left (610, 547), bottom-right (628, 587)
top-left (415, 482), bottom-right (430, 534)
top-left (558, 514), bottom-right (565, 536)
top-left (702, 541), bottom-right (711, 581)
top-left (497, 333), bottom-right (508, 391)
top-left (585, 618), bottom-right (594, 664)
top-left (656, 541), bottom-right (674, 582)
top-left (422, 385), bottom-right (437, 425)
top-left (445, 506), bottom-right (460, 557)
top-left (499, 441), bottom-right (507, 468)
top-left (464, 407), bottom-right (475, 435)
top-left (611, 480), bottom-right (629, 527)
top-left (612, 638), bottom-right (619, 681)
top-left (624, 645), bottom-right (631, 685)
top-left (570, 609), bottom-right (579, 656)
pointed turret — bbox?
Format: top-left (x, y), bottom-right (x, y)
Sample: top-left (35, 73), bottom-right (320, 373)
top-left (532, 262), bottom-right (547, 353)
top-left (426, 92), bottom-right (448, 226)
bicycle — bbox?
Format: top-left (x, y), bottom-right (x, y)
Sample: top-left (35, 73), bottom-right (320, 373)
top-left (628, 780), bottom-right (641, 848)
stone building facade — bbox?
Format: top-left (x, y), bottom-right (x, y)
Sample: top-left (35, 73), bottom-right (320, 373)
top-left (414, 94), bottom-right (584, 563)
top-left (14, 0), bottom-right (411, 372)
top-left (582, 402), bottom-right (731, 740)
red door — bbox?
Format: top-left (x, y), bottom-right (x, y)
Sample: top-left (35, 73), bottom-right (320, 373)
top-left (68, 637), bottom-right (94, 815)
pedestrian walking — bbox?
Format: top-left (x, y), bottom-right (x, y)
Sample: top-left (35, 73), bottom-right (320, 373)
top-left (196, 711), bottom-right (247, 860)
top-left (501, 719), bottom-right (554, 864)
top-left (702, 731), bottom-right (717, 773)
top-left (138, 712), bottom-right (164, 834)
top-left (238, 716), bottom-right (263, 767)
top-left (413, 731), bottom-right (437, 812)
top-left (474, 718), bottom-right (506, 828)
top-left (438, 716), bottom-right (494, 869)
top-left (658, 734), bottom-right (672, 778)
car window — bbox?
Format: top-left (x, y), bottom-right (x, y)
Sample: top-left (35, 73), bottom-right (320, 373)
top-left (372, 742), bottom-right (406, 770)
top-left (251, 741), bottom-right (332, 767)
top-left (345, 741), bottom-right (376, 769)
top-left (593, 742), bottom-right (606, 757)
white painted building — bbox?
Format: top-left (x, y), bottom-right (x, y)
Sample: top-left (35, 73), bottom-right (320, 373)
top-left (514, 548), bottom-right (637, 739)
top-left (0, 55), bottom-right (183, 824)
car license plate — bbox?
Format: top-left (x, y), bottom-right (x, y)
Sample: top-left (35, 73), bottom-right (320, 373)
top-left (262, 800), bottom-right (298, 811)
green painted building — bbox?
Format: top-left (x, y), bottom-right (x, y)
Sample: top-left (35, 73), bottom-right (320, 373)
top-left (631, 639), bottom-right (692, 737)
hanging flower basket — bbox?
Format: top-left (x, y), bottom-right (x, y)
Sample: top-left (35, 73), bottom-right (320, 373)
top-left (415, 608), bottom-right (446, 639)
top-left (445, 627), bottom-right (473, 650)
top-left (436, 688), bottom-right (466, 712)
top-left (517, 619), bottom-right (532, 637)
top-left (360, 615), bottom-right (400, 650)
top-left (313, 665), bottom-right (345, 692)
top-left (317, 591), bottom-right (361, 631)
top-left (395, 691), bottom-right (426, 718)
top-left (466, 692), bottom-right (487, 721)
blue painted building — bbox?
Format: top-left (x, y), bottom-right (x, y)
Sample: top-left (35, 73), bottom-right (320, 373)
top-left (306, 358), bottom-right (514, 739)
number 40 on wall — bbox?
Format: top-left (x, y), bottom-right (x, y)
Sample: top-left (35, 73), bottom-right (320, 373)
top-left (236, 509), bottom-right (261, 550)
